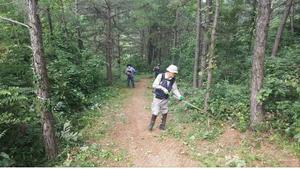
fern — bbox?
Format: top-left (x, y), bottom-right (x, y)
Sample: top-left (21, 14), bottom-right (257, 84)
top-left (0, 130), bottom-right (7, 139)
top-left (60, 120), bottom-right (79, 142)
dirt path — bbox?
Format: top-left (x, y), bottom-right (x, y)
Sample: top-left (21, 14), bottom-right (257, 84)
top-left (112, 78), bottom-right (198, 167)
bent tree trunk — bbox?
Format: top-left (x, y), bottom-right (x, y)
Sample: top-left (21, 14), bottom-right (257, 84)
top-left (250, 0), bottom-right (271, 128)
top-left (26, 0), bottom-right (58, 159)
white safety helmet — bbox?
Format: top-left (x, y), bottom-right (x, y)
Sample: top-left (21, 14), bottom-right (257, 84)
top-left (166, 64), bottom-right (178, 73)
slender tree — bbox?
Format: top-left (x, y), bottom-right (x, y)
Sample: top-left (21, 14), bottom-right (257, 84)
top-left (204, 0), bottom-right (220, 113)
top-left (290, 0), bottom-right (295, 33)
top-left (105, 0), bottom-right (113, 85)
top-left (25, 0), bottom-right (58, 159)
top-left (59, 0), bottom-right (68, 39)
top-left (75, 0), bottom-right (84, 51)
top-left (193, 0), bottom-right (203, 88)
top-left (45, 6), bottom-right (54, 37)
top-left (250, 0), bottom-right (271, 128)
top-left (248, 0), bottom-right (257, 53)
top-left (199, 0), bottom-right (212, 87)
top-left (271, 0), bottom-right (293, 58)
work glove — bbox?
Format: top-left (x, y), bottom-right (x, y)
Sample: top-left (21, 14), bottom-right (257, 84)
top-left (179, 95), bottom-right (184, 101)
top-left (158, 86), bottom-right (169, 95)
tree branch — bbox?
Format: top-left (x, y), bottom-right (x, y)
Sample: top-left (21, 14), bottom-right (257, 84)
top-left (0, 16), bottom-right (30, 29)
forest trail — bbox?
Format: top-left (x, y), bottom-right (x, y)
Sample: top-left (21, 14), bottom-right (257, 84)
top-left (111, 78), bottom-right (198, 167)
top-left (107, 77), bottom-right (299, 167)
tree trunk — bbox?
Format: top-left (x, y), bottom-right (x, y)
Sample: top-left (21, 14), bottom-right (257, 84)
top-left (46, 6), bottom-right (53, 37)
top-left (93, 14), bottom-right (99, 53)
top-left (75, 0), bottom-right (84, 51)
top-left (158, 48), bottom-right (162, 64)
top-left (199, 33), bottom-right (206, 88)
top-left (173, 8), bottom-right (179, 48)
top-left (290, 0), bottom-right (295, 33)
top-left (206, 0), bottom-right (213, 25)
top-left (147, 26), bottom-right (153, 65)
top-left (250, 0), bottom-right (271, 128)
top-left (248, 0), bottom-right (257, 53)
top-left (204, 0), bottom-right (220, 113)
top-left (171, 9), bottom-right (180, 64)
top-left (59, 0), bottom-right (68, 39)
top-left (151, 46), bottom-right (156, 65)
top-left (140, 29), bottom-right (145, 59)
top-left (271, 0), bottom-right (293, 58)
top-left (25, 0), bottom-right (57, 159)
top-left (199, 0), bottom-right (212, 87)
top-left (115, 8), bottom-right (121, 78)
top-left (105, 0), bottom-right (113, 85)
top-left (117, 32), bottom-right (121, 78)
top-left (193, 0), bottom-right (203, 88)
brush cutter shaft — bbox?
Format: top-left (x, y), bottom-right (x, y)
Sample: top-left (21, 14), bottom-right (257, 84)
top-left (183, 101), bottom-right (201, 111)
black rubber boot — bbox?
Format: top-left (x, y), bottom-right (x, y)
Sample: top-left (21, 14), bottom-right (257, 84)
top-left (148, 115), bottom-right (157, 131)
top-left (159, 113), bottom-right (168, 130)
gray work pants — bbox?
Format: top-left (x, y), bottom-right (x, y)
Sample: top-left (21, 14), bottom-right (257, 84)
top-left (151, 97), bottom-right (168, 116)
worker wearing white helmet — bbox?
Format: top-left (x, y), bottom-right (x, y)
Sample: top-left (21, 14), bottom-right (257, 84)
top-left (148, 64), bottom-right (184, 131)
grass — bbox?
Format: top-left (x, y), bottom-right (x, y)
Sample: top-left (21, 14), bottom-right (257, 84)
top-left (62, 143), bottom-right (128, 167)
top-left (269, 132), bottom-right (300, 157)
top-left (55, 73), bottom-right (153, 167)
top-left (154, 77), bottom-right (300, 167)
top-left (50, 75), bottom-right (139, 167)
top-left (158, 99), bottom-right (298, 167)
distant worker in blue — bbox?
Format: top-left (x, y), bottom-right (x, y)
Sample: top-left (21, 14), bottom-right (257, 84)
top-left (125, 64), bottom-right (136, 88)
top-left (153, 64), bottom-right (161, 78)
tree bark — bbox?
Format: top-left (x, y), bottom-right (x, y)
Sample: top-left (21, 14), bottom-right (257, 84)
top-left (147, 25), bottom-right (156, 66)
top-left (173, 8), bottom-right (180, 49)
top-left (75, 0), bottom-right (84, 51)
top-left (271, 0), bottom-right (293, 58)
top-left (250, 0), bottom-right (271, 128)
top-left (204, 0), bottom-right (220, 113)
top-left (206, 0), bottom-right (213, 25)
top-left (59, 0), bottom-right (68, 39)
top-left (140, 29), bottom-right (145, 59)
top-left (248, 0), bottom-right (257, 53)
top-left (193, 0), bottom-right (203, 88)
top-left (199, 33), bottom-right (206, 88)
top-left (46, 6), bottom-right (53, 37)
top-left (290, 0), bottom-right (295, 33)
top-left (199, 0), bottom-right (212, 87)
top-left (25, 0), bottom-right (57, 159)
top-left (118, 34), bottom-right (122, 76)
top-left (105, 0), bottom-right (113, 85)
top-left (171, 9), bottom-right (180, 64)
top-left (116, 9), bottom-right (122, 78)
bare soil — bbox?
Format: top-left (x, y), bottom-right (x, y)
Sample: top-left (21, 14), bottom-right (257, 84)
top-left (111, 78), bottom-right (198, 167)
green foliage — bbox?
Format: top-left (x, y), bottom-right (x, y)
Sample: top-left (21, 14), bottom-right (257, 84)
top-left (225, 155), bottom-right (246, 167)
top-left (187, 121), bottom-right (223, 141)
top-left (0, 87), bottom-right (45, 167)
top-left (0, 0), bottom-right (300, 166)
top-left (209, 81), bottom-right (250, 131)
top-left (260, 48), bottom-right (300, 139)
top-left (61, 143), bottom-right (125, 167)
top-left (59, 121), bottom-right (80, 144)
top-left (0, 44), bottom-right (33, 87)
top-left (0, 152), bottom-right (15, 167)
